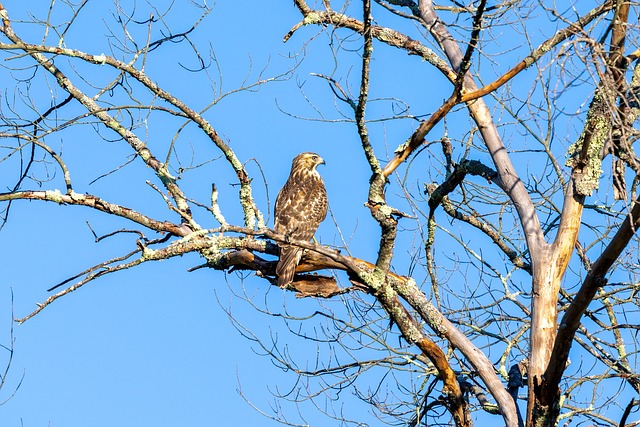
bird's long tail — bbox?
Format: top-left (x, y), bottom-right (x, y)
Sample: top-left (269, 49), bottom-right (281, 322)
top-left (276, 245), bottom-right (303, 288)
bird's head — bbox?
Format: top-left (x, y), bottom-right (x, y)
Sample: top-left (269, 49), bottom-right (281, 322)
top-left (293, 152), bottom-right (325, 172)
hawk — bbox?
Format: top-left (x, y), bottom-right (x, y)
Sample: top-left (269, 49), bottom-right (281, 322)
top-left (274, 152), bottom-right (328, 288)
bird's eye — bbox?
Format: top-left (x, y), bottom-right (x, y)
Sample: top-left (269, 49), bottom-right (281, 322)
top-left (312, 155), bottom-right (318, 161)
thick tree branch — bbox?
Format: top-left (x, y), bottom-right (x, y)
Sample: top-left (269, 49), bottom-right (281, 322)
top-left (286, 0), bottom-right (456, 81)
top-left (547, 194), bottom-right (640, 392)
top-left (0, 190), bottom-right (190, 236)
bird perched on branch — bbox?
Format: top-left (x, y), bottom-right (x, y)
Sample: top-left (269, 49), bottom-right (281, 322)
top-left (274, 152), bottom-right (328, 288)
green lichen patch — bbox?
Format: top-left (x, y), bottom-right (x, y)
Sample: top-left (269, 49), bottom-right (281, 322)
top-left (565, 88), bottom-right (612, 196)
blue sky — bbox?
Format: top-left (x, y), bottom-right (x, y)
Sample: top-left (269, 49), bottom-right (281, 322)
top-left (1, 1), bottom-right (638, 426)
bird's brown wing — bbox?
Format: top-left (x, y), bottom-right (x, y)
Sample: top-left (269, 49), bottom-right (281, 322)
top-left (274, 183), bottom-right (308, 287)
